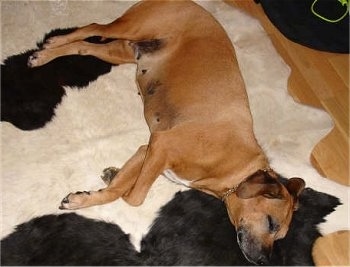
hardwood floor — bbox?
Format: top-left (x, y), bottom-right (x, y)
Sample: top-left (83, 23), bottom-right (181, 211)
top-left (313, 231), bottom-right (350, 266)
top-left (225, 1), bottom-right (349, 266)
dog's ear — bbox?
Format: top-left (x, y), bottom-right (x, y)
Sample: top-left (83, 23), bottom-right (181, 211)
top-left (236, 171), bottom-right (283, 199)
top-left (286, 177), bottom-right (305, 210)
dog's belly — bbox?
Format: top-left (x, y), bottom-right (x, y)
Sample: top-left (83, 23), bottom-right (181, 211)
top-left (163, 169), bottom-right (191, 187)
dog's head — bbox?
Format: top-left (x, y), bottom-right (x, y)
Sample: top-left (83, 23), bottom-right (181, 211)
top-left (224, 170), bottom-right (305, 265)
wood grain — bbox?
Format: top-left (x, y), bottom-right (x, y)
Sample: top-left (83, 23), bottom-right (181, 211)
top-left (313, 231), bottom-right (350, 266)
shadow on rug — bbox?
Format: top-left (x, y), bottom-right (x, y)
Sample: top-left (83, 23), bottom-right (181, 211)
top-left (1, 28), bottom-right (114, 130)
top-left (1, 187), bottom-right (340, 266)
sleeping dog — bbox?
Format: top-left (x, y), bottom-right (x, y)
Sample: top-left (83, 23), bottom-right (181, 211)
top-left (28, 0), bottom-right (305, 265)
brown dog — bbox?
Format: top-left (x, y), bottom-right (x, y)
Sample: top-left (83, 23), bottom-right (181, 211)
top-left (28, 0), bottom-right (305, 264)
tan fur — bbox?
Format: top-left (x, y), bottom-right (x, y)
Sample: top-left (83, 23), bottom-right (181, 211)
top-left (28, 1), bottom-right (305, 264)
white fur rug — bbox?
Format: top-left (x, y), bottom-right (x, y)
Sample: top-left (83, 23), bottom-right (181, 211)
top-left (1, 0), bottom-right (349, 250)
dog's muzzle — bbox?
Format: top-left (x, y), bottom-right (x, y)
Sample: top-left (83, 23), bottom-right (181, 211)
top-left (236, 227), bottom-right (271, 265)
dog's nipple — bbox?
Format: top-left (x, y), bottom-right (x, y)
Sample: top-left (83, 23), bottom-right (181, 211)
top-left (154, 112), bottom-right (161, 122)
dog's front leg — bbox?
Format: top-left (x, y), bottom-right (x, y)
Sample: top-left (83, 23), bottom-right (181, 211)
top-left (59, 145), bottom-right (148, 210)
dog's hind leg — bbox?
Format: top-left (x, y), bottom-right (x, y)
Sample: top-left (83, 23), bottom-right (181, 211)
top-left (43, 23), bottom-right (111, 49)
top-left (28, 39), bottom-right (135, 67)
top-left (38, 1), bottom-right (175, 50)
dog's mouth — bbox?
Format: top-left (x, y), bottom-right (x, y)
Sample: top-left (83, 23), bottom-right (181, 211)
top-left (239, 247), bottom-right (271, 266)
top-left (236, 228), bottom-right (272, 265)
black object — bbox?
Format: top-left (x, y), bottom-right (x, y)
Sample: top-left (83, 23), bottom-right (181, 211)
top-left (256, 0), bottom-right (349, 53)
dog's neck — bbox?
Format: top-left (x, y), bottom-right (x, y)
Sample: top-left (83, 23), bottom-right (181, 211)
top-left (221, 167), bottom-right (275, 201)
top-left (190, 152), bottom-right (270, 199)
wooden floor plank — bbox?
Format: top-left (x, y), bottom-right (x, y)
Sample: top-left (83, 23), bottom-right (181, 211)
top-left (328, 55), bottom-right (349, 86)
top-left (322, 90), bottom-right (349, 137)
top-left (312, 231), bottom-right (350, 266)
top-left (312, 127), bottom-right (349, 184)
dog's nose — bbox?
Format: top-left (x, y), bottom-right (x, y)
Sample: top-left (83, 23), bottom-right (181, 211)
top-left (237, 231), bottom-right (243, 243)
top-left (256, 254), bottom-right (270, 265)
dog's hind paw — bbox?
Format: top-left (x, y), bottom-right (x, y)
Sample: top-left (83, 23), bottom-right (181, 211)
top-left (43, 36), bottom-right (67, 49)
top-left (27, 52), bottom-right (40, 68)
top-left (27, 51), bottom-right (51, 68)
top-left (100, 167), bottom-right (120, 185)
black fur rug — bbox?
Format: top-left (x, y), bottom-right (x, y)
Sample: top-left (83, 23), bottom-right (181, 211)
top-left (1, 28), bottom-right (114, 130)
top-left (1, 188), bottom-right (340, 266)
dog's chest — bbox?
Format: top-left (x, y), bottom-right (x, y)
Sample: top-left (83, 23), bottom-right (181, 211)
top-left (163, 169), bottom-right (191, 187)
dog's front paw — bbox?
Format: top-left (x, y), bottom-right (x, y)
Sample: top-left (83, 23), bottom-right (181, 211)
top-left (59, 191), bottom-right (91, 210)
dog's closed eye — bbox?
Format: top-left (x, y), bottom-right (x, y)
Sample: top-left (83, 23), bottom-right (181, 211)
top-left (262, 192), bottom-right (282, 199)
top-left (267, 215), bottom-right (280, 233)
